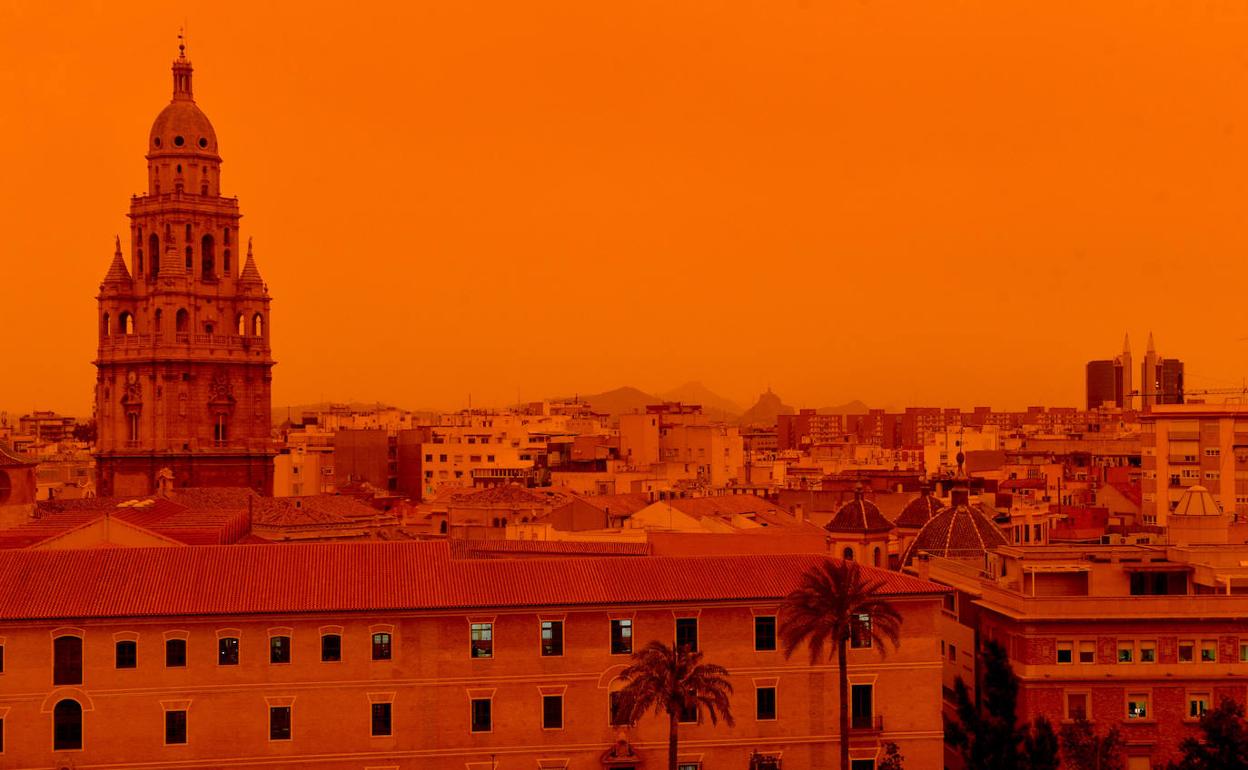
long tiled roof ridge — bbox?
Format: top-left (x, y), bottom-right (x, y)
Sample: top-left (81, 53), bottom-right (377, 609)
top-left (0, 541), bottom-right (946, 621)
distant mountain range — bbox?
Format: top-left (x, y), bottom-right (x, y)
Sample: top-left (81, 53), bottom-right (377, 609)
top-left (275, 390), bottom-right (871, 427)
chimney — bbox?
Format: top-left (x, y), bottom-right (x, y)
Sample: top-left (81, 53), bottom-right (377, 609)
top-left (794, 503), bottom-right (806, 524)
top-left (951, 485), bottom-right (970, 508)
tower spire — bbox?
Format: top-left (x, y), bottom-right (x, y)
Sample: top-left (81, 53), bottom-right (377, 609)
top-left (1147, 331), bottom-right (1155, 353)
top-left (102, 235), bottom-right (131, 283)
top-left (172, 29), bottom-right (193, 100)
top-left (1123, 332), bottom-right (1131, 355)
top-left (239, 237), bottom-right (265, 286)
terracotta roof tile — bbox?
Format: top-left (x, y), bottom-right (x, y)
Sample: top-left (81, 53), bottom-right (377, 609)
top-left (825, 496), bottom-right (894, 533)
top-left (449, 540), bottom-right (652, 558)
top-left (902, 503), bottom-right (1008, 565)
top-left (894, 491), bottom-right (944, 529)
top-left (0, 541), bottom-right (945, 620)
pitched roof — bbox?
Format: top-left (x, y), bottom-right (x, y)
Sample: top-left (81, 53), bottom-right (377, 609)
top-left (825, 496), bottom-right (894, 533)
top-left (101, 236), bottom-right (131, 283)
top-left (571, 493), bottom-right (652, 518)
top-left (664, 495), bottom-right (791, 519)
top-left (448, 539), bottom-right (651, 558)
top-left (0, 541), bottom-right (945, 620)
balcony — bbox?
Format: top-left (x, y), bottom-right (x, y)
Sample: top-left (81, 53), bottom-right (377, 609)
top-left (851, 714), bottom-right (884, 733)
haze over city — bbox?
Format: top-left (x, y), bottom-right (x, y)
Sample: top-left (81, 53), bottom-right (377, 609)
top-left (4, 1), bottom-right (1248, 416)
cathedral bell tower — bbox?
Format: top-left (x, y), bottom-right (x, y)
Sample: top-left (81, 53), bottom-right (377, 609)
top-left (94, 42), bottom-right (275, 496)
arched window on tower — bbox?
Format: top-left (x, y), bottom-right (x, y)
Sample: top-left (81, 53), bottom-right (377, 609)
top-left (224, 227), bottom-right (231, 246)
top-left (873, 546), bottom-right (882, 567)
top-left (118, 311), bottom-right (135, 335)
top-left (843, 547), bottom-right (855, 561)
top-left (223, 248), bottom-right (231, 274)
top-left (185, 246), bottom-right (193, 270)
top-left (53, 699), bottom-right (83, 751)
top-left (214, 413), bottom-right (229, 445)
top-left (101, 313), bottom-right (110, 338)
top-left (236, 314), bottom-right (246, 336)
top-left (253, 313), bottom-right (265, 337)
top-left (201, 234), bottom-right (215, 280)
top-left (154, 309), bottom-right (162, 336)
top-left (149, 233), bottom-right (160, 277)
top-left (137, 248), bottom-right (144, 276)
top-left (176, 308), bottom-right (189, 334)
top-left (128, 412), bottom-right (140, 445)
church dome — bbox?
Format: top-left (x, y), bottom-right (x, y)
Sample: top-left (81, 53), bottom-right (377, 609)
top-left (149, 100), bottom-right (218, 159)
top-left (902, 499), bottom-right (1007, 565)
top-left (895, 487), bottom-right (944, 529)
top-left (146, 45), bottom-right (219, 160)
top-left (824, 489), bottom-right (894, 533)
top-left (1173, 485), bottom-right (1222, 516)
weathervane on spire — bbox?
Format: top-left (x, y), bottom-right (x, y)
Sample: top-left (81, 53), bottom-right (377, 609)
top-left (178, 27), bottom-right (186, 57)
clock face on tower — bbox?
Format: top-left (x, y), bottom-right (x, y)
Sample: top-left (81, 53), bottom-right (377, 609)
top-left (127, 371), bottom-right (138, 385)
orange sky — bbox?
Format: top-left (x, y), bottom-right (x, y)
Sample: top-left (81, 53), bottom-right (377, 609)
top-left (2, 0), bottom-right (1247, 416)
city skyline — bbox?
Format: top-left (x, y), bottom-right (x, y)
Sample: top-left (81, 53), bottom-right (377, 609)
top-left (4, 2), bottom-right (1248, 414)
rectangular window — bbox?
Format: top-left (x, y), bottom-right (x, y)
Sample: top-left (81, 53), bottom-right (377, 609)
top-left (542, 694), bottom-right (563, 729)
top-left (1179, 641), bottom-right (1195, 663)
top-left (1241, 643), bottom-right (1248, 663)
top-left (756, 686), bottom-right (777, 720)
top-left (1066, 692), bottom-right (1088, 722)
top-left (755, 616), bottom-right (777, 651)
top-left (218, 637), bottom-right (239, 666)
top-left (1201, 640), bottom-right (1217, 663)
top-left (470, 623), bottom-right (493, 658)
top-left (372, 632), bottom-right (392, 661)
top-left (471, 698), bottom-right (492, 732)
top-left (675, 618), bottom-right (698, 652)
top-left (611, 619), bottom-right (633, 655)
top-left (270, 636), bottom-right (291, 664)
top-left (1117, 642), bottom-right (1134, 664)
top-left (1140, 640), bottom-right (1156, 663)
top-left (1126, 693), bottom-right (1150, 720)
top-left (1189, 693), bottom-right (1210, 719)
top-left (1056, 641), bottom-right (1073, 664)
top-left (269, 706), bottom-right (292, 740)
top-left (850, 613), bottom-right (873, 649)
top-left (541, 621), bottom-right (563, 657)
top-left (166, 639), bottom-right (186, 668)
top-left (678, 699), bottom-right (698, 724)
top-left (321, 634), bottom-right (342, 662)
top-left (53, 636), bottom-right (83, 686)
top-left (165, 710), bottom-right (187, 745)
top-left (115, 640), bottom-right (137, 669)
top-left (851, 684), bottom-right (874, 729)
top-left (609, 691), bottom-right (629, 726)
top-left (371, 702), bottom-right (392, 736)
top-left (1078, 641), bottom-right (1095, 664)
top-left (948, 643), bottom-right (957, 662)
top-left (851, 761), bottom-right (875, 770)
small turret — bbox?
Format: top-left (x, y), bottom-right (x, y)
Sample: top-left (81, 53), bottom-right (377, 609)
top-left (101, 235), bottom-right (132, 284)
top-left (238, 238), bottom-right (266, 289)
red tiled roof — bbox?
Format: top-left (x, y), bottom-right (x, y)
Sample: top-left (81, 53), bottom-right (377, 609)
top-left (0, 442), bottom-right (35, 466)
top-left (902, 503), bottom-right (1008, 565)
top-left (894, 491), bottom-right (944, 529)
top-left (825, 497), bottom-right (894, 533)
top-left (449, 539), bottom-right (651, 558)
top-left (0, 541), bottom-right (946, 620)
top-left (1108, 481), bottom-right (1142, 508)
top-left (665, 495), bottom-right (791, 519)
top-left (572, 493), bottom-right (652, 518)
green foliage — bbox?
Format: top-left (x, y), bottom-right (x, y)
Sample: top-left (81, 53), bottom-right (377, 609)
top-left (945, 639), bottom-right (1060, 770)
top-left (877, 741), bottom-right (905, 770)
top-left (779, 559), bottom-right (904, 770)
top-left (1169, 698), bottom-right (1248, 770)
top-left (1059, 717), bottom-right (1127, 770)
top-left (613, 641), bottom-right (735, 770)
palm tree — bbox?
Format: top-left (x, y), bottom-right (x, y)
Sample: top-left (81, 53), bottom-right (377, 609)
top-left (612, 640), bottom-right (735, 770)
top-left (779, 559), bottom-right (903, 770)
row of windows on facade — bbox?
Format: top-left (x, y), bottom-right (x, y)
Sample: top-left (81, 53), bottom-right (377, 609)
top-left (123, 410), bottom-right (233, 446)
top-left (44, 632), bottom-right (391, 685)
top-left (132, 226), bottom-right (232, 281)
top-left (35, 616), bottom-right (876, 684)
top-left (1062, 689), bottom-right (1214, 723)
top-left (1052, 638), bottom-right (1242, 665)
top-left (22, 679), bottom-right (880, 754)
top-left (102, 309), bottom-right (265, 338)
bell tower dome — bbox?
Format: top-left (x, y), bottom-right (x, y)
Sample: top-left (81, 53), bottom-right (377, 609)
top-left (94, 41), bottom-right (275, 497)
